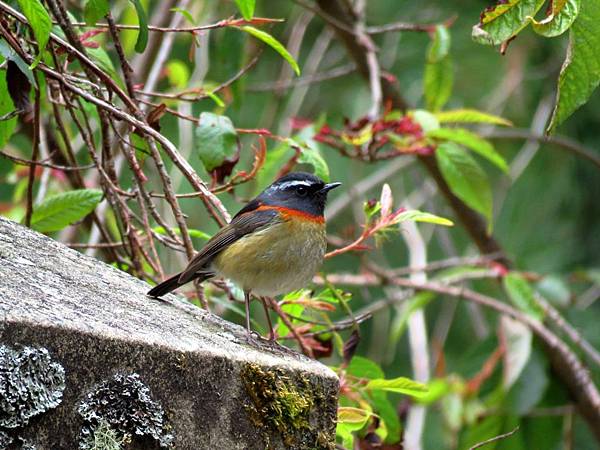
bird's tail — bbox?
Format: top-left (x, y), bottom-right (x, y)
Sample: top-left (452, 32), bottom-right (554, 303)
top-left (147, 271), bottom-right (213, 298)
top-left (147, 273), bottom-right (183, 298)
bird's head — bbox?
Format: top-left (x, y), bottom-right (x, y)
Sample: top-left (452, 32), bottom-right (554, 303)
top-left (258, 172), bottom-right (341, 217)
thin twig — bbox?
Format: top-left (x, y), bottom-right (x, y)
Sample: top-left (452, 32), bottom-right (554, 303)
top-left (57, 17), bottom-right (284, 33)
top-left (484, 129), bottom-right (600, 171)
top-left (24, 86), bottom-right (41, 227)
top-left (469, 426), bottom-right (520, 450)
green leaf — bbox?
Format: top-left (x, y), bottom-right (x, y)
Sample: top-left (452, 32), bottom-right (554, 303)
top-left (505, 349), bottom-right (549, 415)
top-left (371, 391), bottom-right (401, 444)
top-left (30, 189), bottom-right (103, 232)
top-left (0, 41), bottom-right (35, 85)
top-left (435, 109), bottom-right (513, 126)
top-left (427, 25), bottom-right (451, 62)
top-left (367, 377), bottom-right (429, 397)
top-left (424, 25), bottom-right (453, 111)
top-left (346, 356), bottom-right (384, 380)
top-left (153, 226), bottom-right (211, 240)
top-left (86, 47), bottom-right (118, 79)
top-left (392, 209), bottom-right (454, 226)
top-left (195, 112), bottom-right (239, 172)
top-left (336, 423), bottom-right (355, 449)
top-left (170, 7), bottom-right (195, 25)
top-left (424, 55), bottom-right (453, 112)
top-left (0, 74), bottom-right (18, 148)
top-left (235, 0), bottom-right (256, 20)
top-left (548, 0), bottom-right (600, 132)
top-left (129, 0), bottom-right (148, 53)
top-left (413, 378), bottom-right (452, 405)
top-left (411, 109), bottom-right (440, 132)
top-left (165, 60), bottom-right (190, 89)
top-left (337, 406), bottom-right (373, 425)
top-left (206, 91), bottom-right (225, 107)
top-left (427, 128), bottom-right (509, 172)
top-left (84, 0), bottom-right (110, 26)
top-left (472, 0), bottom-right (546, 46)
top-left (290, 126), bottom-right (330, 181)
top-left (17, 0), bottom-right (52, 69)
top-left (531, 0), bottom-right (580, 37)
top-left (500, 316), bottom-right (532, 390)
top-left (239, 26), bottom-right (300, 75)
top-left (435, 142), bottom-right (493, 226)
top-left (503, 273), bottom-right (545, 320)
top-left (389, 292), bottom-right (436, 344)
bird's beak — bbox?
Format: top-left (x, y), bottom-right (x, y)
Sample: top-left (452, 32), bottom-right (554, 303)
top-left (318, 182), bottom-right (341, 194)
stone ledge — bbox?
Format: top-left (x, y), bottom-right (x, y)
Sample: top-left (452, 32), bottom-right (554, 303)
top-left (0, 217), bottom-right (338, 449)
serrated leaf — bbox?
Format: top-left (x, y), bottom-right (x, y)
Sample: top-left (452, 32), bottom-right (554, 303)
top-left (17, 0), bottom-right (52, 68)
top-left (548, 0), bottom-right (600, 132)
top-left (239, 26), bottom-right (300, 75)
top-left (129, 0), bottom-right (148, 53)
top-left (30, 189), bottom-right (103, 232)
top-left (367, 377), bottom-right (428, 397)
top-left (195, 112), bottom-right (239, 172)
top-left (436, 109), bottom-right (512, 126)
top-left (531, 0), bottom-right (580, 37)
top-left (500, 316), bottom-right (532, 390)
top-left (424, 55), bottom-right (453, 112)
top-left (84, 0), bottom-right (110, 26)
top-left (0, 74), bottom-right (17, 148)
top-left (393, 209), bottom-right (454, 226)
top-left (235, 0), bottom-right (255, 20)
top-left (427, 128), bottom-right (508, 172)
top-left (435, 142), bottom-right (493, 226)
top-left (503, 273), bottom-right (545, 320)
top-left (472, 0), bottom-right (546, 46)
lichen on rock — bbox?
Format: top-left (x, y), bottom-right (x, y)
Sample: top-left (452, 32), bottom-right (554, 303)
top-left (77, 373), bottom-right (174, 449)
top-left (241, 363), bottom-right (336, 450)
top-left (0, 345), bottom-right (65, 429)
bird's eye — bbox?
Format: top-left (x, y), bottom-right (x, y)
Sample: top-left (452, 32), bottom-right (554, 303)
top-left (296, 186), bottom-right (308, 197)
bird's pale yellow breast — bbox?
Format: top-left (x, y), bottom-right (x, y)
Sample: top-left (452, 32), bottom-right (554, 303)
top-left (212, 218), bottom-right (326, 296)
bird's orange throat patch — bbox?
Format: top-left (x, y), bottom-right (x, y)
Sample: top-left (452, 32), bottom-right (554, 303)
top-left (258, 205), bottom-right (325, 223)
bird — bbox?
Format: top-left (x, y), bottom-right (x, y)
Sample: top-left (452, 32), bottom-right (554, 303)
top-left (147, 172), bottom-right (341, 340)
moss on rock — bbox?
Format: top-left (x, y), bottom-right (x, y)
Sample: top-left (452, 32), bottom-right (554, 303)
top-left (241, 363), bottom-right (336, 450)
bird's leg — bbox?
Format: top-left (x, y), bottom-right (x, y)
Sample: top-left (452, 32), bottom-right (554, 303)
top-left (244, 290), bottom-right (252, 335)
top-left (260, 296), bottom-right (276, 341)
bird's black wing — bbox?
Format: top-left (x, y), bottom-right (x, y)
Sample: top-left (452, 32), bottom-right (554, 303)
top-left (177, 205), bottom-right (279, 284)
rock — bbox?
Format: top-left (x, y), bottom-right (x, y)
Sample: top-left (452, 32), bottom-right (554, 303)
top-left (0, 217), bottom-right (338, 449)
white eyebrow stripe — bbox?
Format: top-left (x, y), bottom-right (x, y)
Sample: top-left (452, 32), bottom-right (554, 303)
top-left (273, 180), bottom-right (314, 190)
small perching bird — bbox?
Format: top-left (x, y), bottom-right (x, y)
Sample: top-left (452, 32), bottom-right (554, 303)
top-left (147, 172), bottom-right (341, 339)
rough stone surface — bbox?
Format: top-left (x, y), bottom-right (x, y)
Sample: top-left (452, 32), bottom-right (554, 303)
top-left (0, 217), bottom-right (339, 449)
